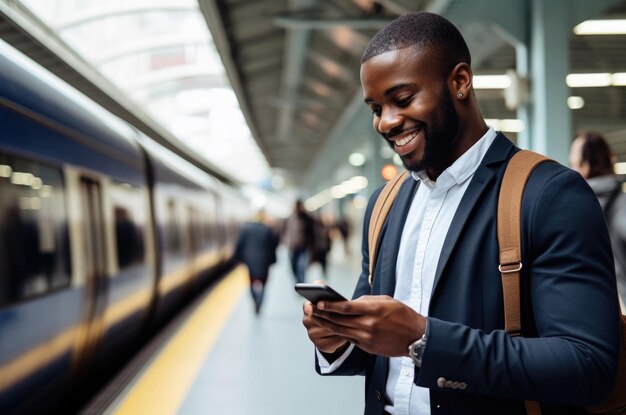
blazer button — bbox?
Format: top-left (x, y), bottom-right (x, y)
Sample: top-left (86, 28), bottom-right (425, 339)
top-left (445, 380), bottom-right (454, 389)
top-left (437, 377), bottom-right (446, 388)
top-left (459, 382), bottom-right (467, 390)
top-left (376, 390), bottom-right (382, 401)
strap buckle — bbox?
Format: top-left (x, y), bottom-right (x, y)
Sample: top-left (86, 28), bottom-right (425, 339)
top-left (498, 262), bottom-right (523, 273)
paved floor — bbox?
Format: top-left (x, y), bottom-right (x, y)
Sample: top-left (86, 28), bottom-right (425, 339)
top-left (178, 243), bottom-right (365, 415)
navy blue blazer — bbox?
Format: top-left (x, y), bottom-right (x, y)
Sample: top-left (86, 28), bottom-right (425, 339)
top-left (234, 221), bottom-right (278, 279)
top-left (317, 134), bottom-right (620, 415)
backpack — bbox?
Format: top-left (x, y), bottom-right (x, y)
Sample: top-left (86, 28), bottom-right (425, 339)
top-left (367, 150), bottom-right (626, 414)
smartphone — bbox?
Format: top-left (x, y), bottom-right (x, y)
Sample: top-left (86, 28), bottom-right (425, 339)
top-left (295, 283), bottom-right (347, 303)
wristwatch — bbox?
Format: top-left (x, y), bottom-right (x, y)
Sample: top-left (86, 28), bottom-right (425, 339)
top-left (409, 333), bottom-right (427, 367)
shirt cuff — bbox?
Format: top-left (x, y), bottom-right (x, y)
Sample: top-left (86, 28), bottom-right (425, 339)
top-left (316, 343), bottom-right (355, 374)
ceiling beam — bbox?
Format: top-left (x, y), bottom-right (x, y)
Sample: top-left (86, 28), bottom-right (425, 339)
top-left (275, 0), bottom-right (316, 142)
top-left (198, 0), bottom-right (270, 161)
top-left (372, 0), bottom-right (412, 15)
top-left (274, 15), bottom-right (393, 29)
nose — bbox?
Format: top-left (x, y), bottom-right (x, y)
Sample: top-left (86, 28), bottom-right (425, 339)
top-left (376, 107), bottom-right (403, 135)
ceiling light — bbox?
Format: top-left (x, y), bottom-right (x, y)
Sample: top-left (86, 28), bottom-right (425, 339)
top-left (270, 175), bottom-right (284, 190)
top-left (0, 165), bottom-right (12, 178)
top-left (353, 195), bottom-right (368, 210)
top-left (381, 164), bottom-right (398, 181)
top-left (567, 96), bottom-right (585, 109)
top-left (485, 119), bottom-right (525, 133)
top-left (349, 152), bottom-right (366, 166)
top-left (566, 73), bottom-right (612, 87)
top-left (615, 162), bottom-right (626, 175)
top-left (473, 75), bottom-right (511, 89)
top-left (330, 27), bottom-right (356, 50)
top-left (574, 19), bottom-right (626, 35)
top-left (612, 73), bottom-right (626, 86)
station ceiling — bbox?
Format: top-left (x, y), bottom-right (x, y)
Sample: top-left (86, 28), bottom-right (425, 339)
top-left (199, 0), bottom-right (626, 183)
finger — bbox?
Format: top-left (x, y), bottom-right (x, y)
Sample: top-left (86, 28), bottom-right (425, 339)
top-left (317, 295), bottom-right (392, 315)
top-left (315, 300), bottom-right (363, 316)
top-left (303, 301), bottom-right (313, 316)
top-left (312, 315), bottom-right (368, 342)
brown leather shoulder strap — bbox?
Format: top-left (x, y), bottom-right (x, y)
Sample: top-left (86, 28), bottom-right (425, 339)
top-left (368, 171), bottom-right (409, 287)
top-left (497, 150), bottom-right (551, 336)
top-left (498, 150), bottom-right (551, 415)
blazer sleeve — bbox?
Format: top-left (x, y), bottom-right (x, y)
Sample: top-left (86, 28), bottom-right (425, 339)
top-left (314, 185), bottom-right (385, 376)
top-left (416, 167), bottom-right (620, 406)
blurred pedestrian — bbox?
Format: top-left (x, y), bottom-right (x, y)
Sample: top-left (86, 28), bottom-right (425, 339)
top-left (310, 215), bottom-right (332, 278)
top-left (570, 131), bottom-right (626, 307)
top-left (335, 217), bottom-right (351, 256)
top-left (234, 210), bottom-right (279, 315)
top-left (281, 199), bottom-right (315, 284)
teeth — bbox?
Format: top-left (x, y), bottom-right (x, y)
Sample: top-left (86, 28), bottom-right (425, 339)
top-left (395, 129), bottom-right (419, 147)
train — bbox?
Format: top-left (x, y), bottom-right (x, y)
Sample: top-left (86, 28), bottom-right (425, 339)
top-left (0, 38), bottom-right (253, 413)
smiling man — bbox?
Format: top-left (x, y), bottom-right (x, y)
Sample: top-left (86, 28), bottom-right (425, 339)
top-left (301, 12), bottom-right (619, 415)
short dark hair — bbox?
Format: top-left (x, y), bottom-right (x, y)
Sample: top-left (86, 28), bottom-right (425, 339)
top-left (576, 131), bottom-right (615, 178)
top-left (361, 12), bottom-right (471, 76)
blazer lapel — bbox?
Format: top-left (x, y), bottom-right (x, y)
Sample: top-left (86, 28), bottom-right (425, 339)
top-left (430, 133), bottom-right (515, 300)
top-left (378, 178), bottom-right (419, 295)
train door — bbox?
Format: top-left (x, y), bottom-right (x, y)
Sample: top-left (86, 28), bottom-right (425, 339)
top-left (71, 177), bottom-right (107, 378)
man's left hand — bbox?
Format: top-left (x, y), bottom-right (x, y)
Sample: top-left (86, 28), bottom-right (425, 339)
top-left (312, 295), bottom-right (426, 357)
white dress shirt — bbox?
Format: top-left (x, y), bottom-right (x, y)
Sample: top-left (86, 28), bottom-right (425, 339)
top-left (318, 127), bottom-right (497, 415)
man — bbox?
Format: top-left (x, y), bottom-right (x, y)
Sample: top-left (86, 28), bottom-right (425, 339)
top-left (234, 210), bottom-right (279, 315)
top-left (302, 12), bottom-right (619, 415)
top-left (570, 131), bottom-right (626, 308)
top-left (282, 199), bottom-right (315, 284)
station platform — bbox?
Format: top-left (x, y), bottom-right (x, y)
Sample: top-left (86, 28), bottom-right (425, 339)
top-left (95, 242), bottom-right (365, 415)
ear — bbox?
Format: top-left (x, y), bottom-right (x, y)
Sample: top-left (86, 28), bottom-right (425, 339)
top-left (450, 62), bottom-right (472, 100)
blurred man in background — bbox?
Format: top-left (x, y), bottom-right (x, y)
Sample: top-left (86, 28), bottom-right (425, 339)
top-left (282, 199), bottom-right (315, 284)
top-left (234, 210), bottom-right (279, 315)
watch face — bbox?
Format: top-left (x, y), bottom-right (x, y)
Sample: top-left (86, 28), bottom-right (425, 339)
top-left (410, 335), bottom-right (426, 367)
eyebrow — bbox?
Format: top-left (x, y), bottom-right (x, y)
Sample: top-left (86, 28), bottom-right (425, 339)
top-left (364, 82), bottom-right (418, 104)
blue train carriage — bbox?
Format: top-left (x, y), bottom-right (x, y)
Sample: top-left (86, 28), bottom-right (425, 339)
top-left (0, 38), bottom-right (154, 412)
top-left (136, 134), bottom-right (236, 325)
top-left (0, 37), bottom-right (248, 413)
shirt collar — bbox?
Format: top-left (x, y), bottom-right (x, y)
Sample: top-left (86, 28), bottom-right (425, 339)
top-left (410, 127), bottom-right (497, 190)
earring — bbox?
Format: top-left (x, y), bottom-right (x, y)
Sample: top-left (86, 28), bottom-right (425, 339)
top-left (457, 93), bottom-right (464, 99)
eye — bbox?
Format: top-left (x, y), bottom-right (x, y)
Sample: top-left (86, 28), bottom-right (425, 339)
top-left (370, 105), bottom-right (381, 117)
top-left (396, 96), bottom-right (412, 108)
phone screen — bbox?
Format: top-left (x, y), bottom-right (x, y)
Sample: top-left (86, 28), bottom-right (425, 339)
top-left (294, 283), bottom-right (347, 303)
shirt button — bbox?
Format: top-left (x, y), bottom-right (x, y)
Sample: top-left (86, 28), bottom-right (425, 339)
top-left (437, 377), bottom-right (446, 388)
top-left (376, 390), bottom-right (382, 401)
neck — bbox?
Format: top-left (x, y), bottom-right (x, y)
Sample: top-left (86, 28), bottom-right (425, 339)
top-left (425, 117), bottom-right (488, 181)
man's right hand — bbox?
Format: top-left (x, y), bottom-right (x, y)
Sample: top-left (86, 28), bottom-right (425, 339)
top-left (302, 300), bottom-right (349, 354)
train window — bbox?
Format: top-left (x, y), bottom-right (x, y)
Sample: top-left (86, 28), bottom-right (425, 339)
top-left (0, 153), bottom-right (71, 307)
top-left (109, 182), bottom-right (146, 270)
top-left (166, 199), bottom-right (182, 253)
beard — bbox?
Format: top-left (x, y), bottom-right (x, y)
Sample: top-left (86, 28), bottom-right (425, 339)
top-left (397, 83), bottom-right (460, 173)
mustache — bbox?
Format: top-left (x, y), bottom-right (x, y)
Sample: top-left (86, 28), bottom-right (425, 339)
top-left (383, 123), bottom-right (424, 140)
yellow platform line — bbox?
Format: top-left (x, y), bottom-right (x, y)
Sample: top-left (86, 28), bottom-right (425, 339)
top-left (111, 266), bottom-right (248, 415)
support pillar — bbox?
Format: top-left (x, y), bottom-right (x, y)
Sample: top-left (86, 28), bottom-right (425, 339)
top-left (530, 0), bottom-right (572, 163)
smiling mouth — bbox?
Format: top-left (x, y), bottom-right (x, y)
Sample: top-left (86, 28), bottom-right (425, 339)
top-left (392, 128), bottom-right (421, 148)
